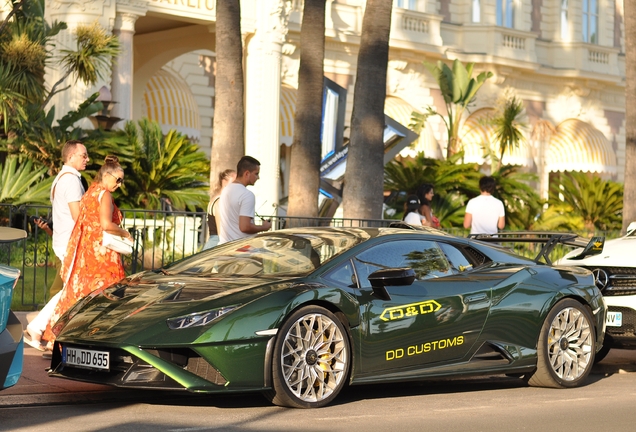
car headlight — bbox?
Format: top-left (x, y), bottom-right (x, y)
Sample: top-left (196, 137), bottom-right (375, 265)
top-left (166, 306), bottom-right (236, 330)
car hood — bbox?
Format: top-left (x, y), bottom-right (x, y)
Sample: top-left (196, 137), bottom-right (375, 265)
top-left (54, 271), bottom-right (300, 344)
top-left (557, 235), bottom-right (636, 267)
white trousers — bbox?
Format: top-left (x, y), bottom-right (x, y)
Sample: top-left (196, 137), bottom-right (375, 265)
top-left (27, 291), bottom-right (62, 335)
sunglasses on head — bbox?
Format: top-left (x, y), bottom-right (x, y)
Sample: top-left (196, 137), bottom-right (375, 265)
top-left (108, 172), bottom-right (123, 184)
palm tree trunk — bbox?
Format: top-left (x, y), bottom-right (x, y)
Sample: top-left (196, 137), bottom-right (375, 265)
top-left (211, 0), bottom-right (245, 185)
top-left (342, 0), bottom-right (392, 221)
top-left (624, 0), bottom-right (636, 232)
top-left (287, 0), bottom-right (326, 220)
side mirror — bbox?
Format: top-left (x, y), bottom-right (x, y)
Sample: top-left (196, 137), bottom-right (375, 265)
top-left (368, 268), bottom-right (416, 300)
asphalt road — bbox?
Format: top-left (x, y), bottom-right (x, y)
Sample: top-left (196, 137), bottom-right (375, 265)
top-left (2, 343), bottom-right (636, 432)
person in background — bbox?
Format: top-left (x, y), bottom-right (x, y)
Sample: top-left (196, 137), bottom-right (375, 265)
top-left (203, 168), bottom-right (236, 250)
top-left (402, 195), bottom-right (429, 226)
top-left (24, 140), bottom-right (88, 352)
top-left (463, 175), bottom-right (506, 235)
top-left (217, 156), bottom-right (272, 244)
top-left (416, 183), bottom-right (441, 229)
top-left (41, 156), bottom-right (131, 351)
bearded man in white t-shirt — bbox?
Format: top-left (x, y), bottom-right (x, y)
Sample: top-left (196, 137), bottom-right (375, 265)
top-left (463, 176), bottom-right (506, 235)
top-left (217, 156), bottom-right (272, 244)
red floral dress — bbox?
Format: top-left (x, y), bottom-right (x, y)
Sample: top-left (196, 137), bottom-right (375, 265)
top-left (43, 183), bottom-right (125, 342)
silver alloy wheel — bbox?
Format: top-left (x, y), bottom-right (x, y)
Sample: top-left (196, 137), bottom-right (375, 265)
top-left (280, 313), bottom-right (348, 403)
top-left (547, 306), bottom-right (593, 381)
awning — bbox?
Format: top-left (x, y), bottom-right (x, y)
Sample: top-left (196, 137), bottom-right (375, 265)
top-left (547, 118), bottom-right (617, 174)
top-left (384, 96), bottom-right (441, 159)
top-left (460, 108), bottom-right (532, 166)
top-left (280, 85), bottom-right (297, 146)
top-left (141, 69), bottom-right (201, 140)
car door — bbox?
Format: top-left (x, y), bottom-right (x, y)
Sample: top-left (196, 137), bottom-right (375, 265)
top-left (351, 239), bottom-right (492, 374)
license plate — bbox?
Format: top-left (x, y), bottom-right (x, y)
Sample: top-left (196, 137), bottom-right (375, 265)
top-left (62, 346), bottom-right (110, 370)
top-left (606, 311), bottom-right (623, 327)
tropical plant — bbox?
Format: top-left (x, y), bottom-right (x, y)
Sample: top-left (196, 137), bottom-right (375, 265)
top-left (210, 0), bottom-right (245, 191)
top-left (0, 155), bottom-right (53, 205)
top-left (489, 92), bottom-right (527, 172)
top-left (1, 0), bottom-right (119, 147)
top-left (342, 0), bottom-right (393, 220)
top-left (384, 152), bottom-right (481, 227)
top-left (2, 93), bottom-right (121, 176)
top-left (287, 0), bottom-right (326, 218)
top-left (536, 171), bottom-right (623, 231)
top-left (410, 60), bottom-right (493, 159)
top-left (113, 119), bottom-right (210, 211)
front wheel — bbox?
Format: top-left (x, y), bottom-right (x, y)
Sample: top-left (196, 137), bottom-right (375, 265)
top-left (267, 306), bottom-right (350, 408)
top-left (526, 299), bottom-right (595, 388)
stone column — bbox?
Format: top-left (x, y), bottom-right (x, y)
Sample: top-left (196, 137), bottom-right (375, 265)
top-left (111, 12), bottom-right (139, 123)
top-left (244, 0), bottom-right (292, 217)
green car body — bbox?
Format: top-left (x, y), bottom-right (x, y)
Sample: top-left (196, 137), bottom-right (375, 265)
top-left (49, 227), bottom-right (606, 407)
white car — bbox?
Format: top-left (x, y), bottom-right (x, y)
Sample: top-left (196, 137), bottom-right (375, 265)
top-left (557, 222), bottom-right (636, 358)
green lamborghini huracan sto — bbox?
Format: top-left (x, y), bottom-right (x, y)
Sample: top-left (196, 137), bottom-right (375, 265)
top-left (48, 226), bottom-right (606, 408)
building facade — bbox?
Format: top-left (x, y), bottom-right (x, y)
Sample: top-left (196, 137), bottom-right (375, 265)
top-left (1, 0), bottom-right (625, 211)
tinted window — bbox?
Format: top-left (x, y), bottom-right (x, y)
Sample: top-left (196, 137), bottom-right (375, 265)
top-left (164, 231), bottom-right (368, 277)
top-left (438, 242), bottom-right (474, 272)
top-left (324, 260), bottom-right (357, 288)
top-left (353, 240), bottom-right (451, 287)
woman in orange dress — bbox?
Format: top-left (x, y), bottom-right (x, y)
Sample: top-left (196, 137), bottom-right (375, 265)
top-left (42, 156), bottom-right (131, 347)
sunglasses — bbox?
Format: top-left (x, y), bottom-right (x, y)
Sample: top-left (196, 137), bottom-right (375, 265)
top-left (107, 172), bottom-right (124, 184)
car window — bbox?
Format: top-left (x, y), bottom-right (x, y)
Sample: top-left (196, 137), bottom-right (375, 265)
top-left (353, 240), bottom-right (452, 287)
top-left (438, 242), bottom-right (474, 272)
top-left (324, 260), bottom-right (357, 288)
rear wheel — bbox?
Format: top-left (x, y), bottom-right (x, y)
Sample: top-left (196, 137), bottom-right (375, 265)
top-left (526, 299), bottom-right (595, 388)
top-left (267, 306), bottom-right (350, 408)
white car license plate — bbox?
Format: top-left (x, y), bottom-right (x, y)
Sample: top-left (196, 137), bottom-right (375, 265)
top-left (63, 346), bottom-right (110, 370)
top-left (606, 311), bottom-right (623, 327)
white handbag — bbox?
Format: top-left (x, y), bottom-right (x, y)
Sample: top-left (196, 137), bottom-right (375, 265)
top-left (102, 232), bottom-right (134, 255)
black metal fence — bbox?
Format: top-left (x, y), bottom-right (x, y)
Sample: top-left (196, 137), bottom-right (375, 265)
top-left (0, 203), bottom-right (406, 309)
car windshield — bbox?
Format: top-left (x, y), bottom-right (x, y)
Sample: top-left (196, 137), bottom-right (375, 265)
top-left (164, 230), bottom-right (369, 277)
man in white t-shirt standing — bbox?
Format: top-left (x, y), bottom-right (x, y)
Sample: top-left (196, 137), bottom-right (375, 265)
top-left (463, 176), bottom-right (505, 235)
top-left (26, 140), bottom-right (88, 351)
top-left (35, 140), bottom-right (89, 297)
top-left (218, 156), bottom-right (272, 244)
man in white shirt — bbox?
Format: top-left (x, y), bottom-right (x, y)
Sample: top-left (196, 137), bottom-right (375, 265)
top-left (25, 141), bottom-right (88, 351)
top-left (463, 176), bottom-right (505, 235)
top-left (218, 156), bottom-right (272, 244)
top-left (35, 140), bottom-right (89, 295)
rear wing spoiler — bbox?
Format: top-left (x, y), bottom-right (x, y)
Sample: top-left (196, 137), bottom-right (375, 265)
top-left (468, 231), bottom-right (605, 265)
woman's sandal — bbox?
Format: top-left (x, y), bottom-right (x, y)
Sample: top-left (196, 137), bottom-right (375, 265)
top-left (23, 329), bottom-right (46, 352)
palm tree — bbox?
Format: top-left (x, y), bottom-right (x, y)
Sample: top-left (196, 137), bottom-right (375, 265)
top-left (210, 0), bottom-right (245, 189)
top-left (624, 0), bottom-right (636, 232)
top-left (490, 92), bottom-right (527, 172)
top-left (114, 119), bottom-right (210, 211)
top-left (286, 0), bottom-right (326, 219)
top-left (410, 60), bottom-right (493, 159)
top-left (342, 0), bottom-right (392, 221)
